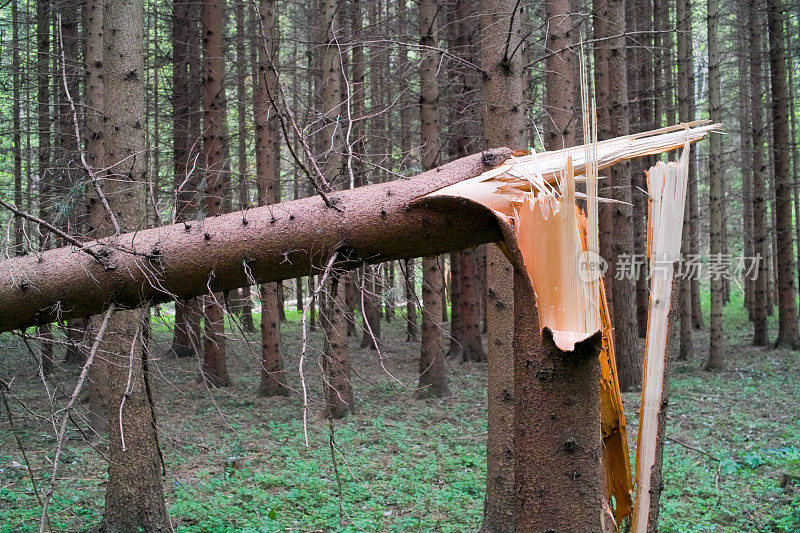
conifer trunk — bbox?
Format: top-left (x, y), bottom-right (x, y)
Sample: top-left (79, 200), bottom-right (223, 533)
top-left (766, 0), bottom-right (800, 349)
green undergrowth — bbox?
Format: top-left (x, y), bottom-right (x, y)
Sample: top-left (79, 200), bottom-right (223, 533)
top-left (1, 295), bottom-right (798, 531)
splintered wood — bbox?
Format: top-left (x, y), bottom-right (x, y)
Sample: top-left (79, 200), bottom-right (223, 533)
top-left (631, 144), bottom-right (691, 532)
top-left (419, 122), bottom-right (716, 522)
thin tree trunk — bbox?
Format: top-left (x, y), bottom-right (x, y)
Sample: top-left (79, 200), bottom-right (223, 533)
top-left (677, 0), bottom-right (695, 359)
top-left (595, 0), bottom-right (641, 391)
top-left (788, 16), bottom-right (800, 302)
top-left (736, 1), bottom-right (755, 321)
top-left (323, 271), bottom-right (353, 417)
top-left (398, 0), bottom-right (417, 343)
top-left (201, 0), bottom-right (231, 387)
top-left (632, 0), bottom-right (652, 339)
top-left (360, 266), bottom-right (382, 349)
top-left (706, 0), bottom-right (724, 369)
top-left (12, 0), bottom-right (23, 254)
top-left (169, 0), bottom-right (202, 358)
top-left (404, 258), bottom-right (417, 341)
top-left (320, 0), bottom-right (353, 411)
top-left (418, 256), bottom-right (449, 397)
top-left (767, 0), bottom-right (800, 349)
top-left (687, 12), bottom-right (704, 331)
top-left (255, 0), bottom-right (288, 396)
top-left (235, 0), bottom-right (254, 333)
top-left (458, 249), bottom-right (486, 362)
top-left (417, 0), bottom-right (449, 398)
top-left (479, 0), bottom-right (526, 530)
top-left (447, 0), bottom-right (484, 363)
top-left (749, 0), bottom-right (770, 346)
top-left (94, 0), bottom-right (169, 527)
top-left (447, 250), bottom-right (464, 359)
top-left (37, 0), bottom-right (54, 374)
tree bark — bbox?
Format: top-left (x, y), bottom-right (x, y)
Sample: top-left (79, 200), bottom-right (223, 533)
top-left (254, 0), bottom-right (288, 396)
top-left (544, 0), bottom-right (576, 148)
top-left (706, 0), bottom-right (724, 369)
top-left (418, 256), bottom-right (449, 397)
top-left (479, 0), bottom-right (526, 530)
top-left (95, 0), bottom-right (169, 528)
top-left (676, 0), bottom-right (695, 359)
top-left (37, 0), bottom-right (54, 374)
top-left (735, 1), bottom-right (755, 321)
top-left (360, 266), bottom-right (382, 349)
top-left (0, 149), bottom-right (510, 335)
top-left (199, 0), bottom-right (231, 387)
top-left (234, 1), bottom-right (254, 333)
top-left (417, 0), bottom-right (449, 398)
top-left (749, 0), bottom-right (770, 346)
top-left (594, 0), bottom-right (641, 391)
top-left (12, 0), bottom-right (23, 254)
top-left (324, 270), bottom-right (353, 417)
top-left (767, 0), bottom-right (800, 349)
top-left (447, 0), bottom-right (484, 363)
top-left (169, 0), bottom-right (202, 359)
top-left (513, 270), bottom-right (604, 532)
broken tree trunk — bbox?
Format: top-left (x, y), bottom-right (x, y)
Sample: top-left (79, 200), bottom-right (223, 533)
top-left (0, 151), bottom-right (507, 332)
top-left (0, 124), bottom-right (719, 337)
top-left (632, 146), bottom-right (691, 532)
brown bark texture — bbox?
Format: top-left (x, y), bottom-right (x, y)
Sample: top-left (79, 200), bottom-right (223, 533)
top-left (748, 0), bottom-right (770, 346)
top-left (479, 0), bottom-right (526, 530)
top-left (323, 272), bottom-right (353, 418)
top-left (0, 153), bottom-right (511, 334)
top-left (200, 0), bottom-right (231, 388)
top-left (706, 0), bottom-right (724, 369)
top-left (594, 0), bottom-right (641, 391)
top-left (767, 0), bottom-right (800, 349)
top-left (96, 0), bottom-right (170, 529)
top-left (417, 256), bottom-right (449, 398)
top-left (255, 0), bottom-right (289, 395)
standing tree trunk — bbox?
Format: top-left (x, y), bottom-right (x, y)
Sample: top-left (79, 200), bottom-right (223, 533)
top-left (676, 0), bottom-right (695, 359)
top-left (544, 0), bottom-right (576, 148)
top-left (200, 0), bottom-right (232, 387)
top-left (169, 0), bottom-right (202, 359)
top-left (446, 0), bottom-right (484, 363)
top-left (37, 0), bottom-right (54, 375)
top-left (235, 1), bottom-right (254, 334)
top-left (631, 0), bottom-right (653, 339)
top-left (94, 0), bottom-right (169, 527)
top-left (594, 0), bottom-right (641, 391)
top-left (417, 0), bottom-right (449, 398)
top-left (397, 0), bottom-right (417, 342)
top-left (736, 0), bottom-right (755, 321)
top-left (12, 0), bottom-right (23, 255)
top-left (324, 270), bottom-right (353, 417)
top-left (320, 0), bottom-right (354, 412)
top-left (706, 0), bottom-right (724, 369)
top-left (749, 0), bottom-right (770, 346)
top-left (254, 0), bottom-right (288, 396)
top-left (766, 0), bottom-right (800, 349)
top-left (479, 0), bottom-right (525, 530)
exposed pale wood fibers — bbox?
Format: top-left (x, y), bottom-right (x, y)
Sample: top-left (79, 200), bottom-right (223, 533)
top-left (632, 145), bottom-right (691, 532)
top-left (423, 124), bottom-right (715, 522)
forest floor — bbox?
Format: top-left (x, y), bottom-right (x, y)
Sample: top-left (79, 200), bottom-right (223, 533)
top-left (0, 293), bottom-right (799, 532)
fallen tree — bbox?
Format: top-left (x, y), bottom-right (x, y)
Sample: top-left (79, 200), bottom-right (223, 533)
top-left (0, 122), bottom-right (718, 334)
top-left (0, 121), bottom-right (720, 530)
top-left (0, 150), bottom-right (509, 332)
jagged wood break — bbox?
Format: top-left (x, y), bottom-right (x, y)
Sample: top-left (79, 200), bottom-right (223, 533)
top-left (632, 144), bottom-right (691, 532)
top-left (418, 122), bottom-right (719, 522)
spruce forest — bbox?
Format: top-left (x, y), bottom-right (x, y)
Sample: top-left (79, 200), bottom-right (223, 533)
top-left (0, 0), bottom-right (798, 531)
